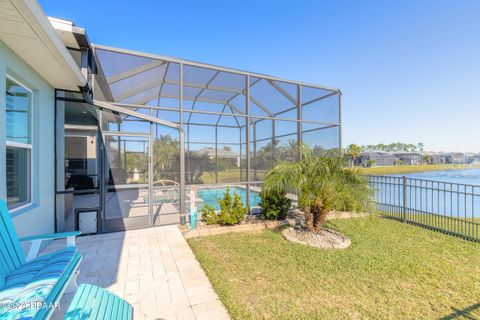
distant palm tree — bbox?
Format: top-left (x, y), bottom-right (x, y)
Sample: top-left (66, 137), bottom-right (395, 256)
top-left (345, 144), bottom-right (362, 167)
top-left (282, 139), bottom-right (299, 161)
top-left (256, 140), bottom-right (280, 170)
top-left (422, 154), bottom-right (431, 164)
top-left (263, 146), bottom-right (371, 232)
top-left (152, 135), bottom-right (179, 180)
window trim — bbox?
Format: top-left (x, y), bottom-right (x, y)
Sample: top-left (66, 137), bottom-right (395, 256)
top-left (5, 74), bottom-right (34, 212)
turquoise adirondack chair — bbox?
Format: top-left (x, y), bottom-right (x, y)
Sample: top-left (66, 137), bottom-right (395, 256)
top-left (0, 200), bottom-right (82, 320)
top-left (64, 284), bottom-right (133, 320)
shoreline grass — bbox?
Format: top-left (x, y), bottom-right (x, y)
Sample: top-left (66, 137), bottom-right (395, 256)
top-left (200, 164), bottom-right (480, 184)
top-left (357, 163), bottom-right (480, 176)
top-left (378, 210), bottom-right (480, 240)
top-left (188, 217), bottom-right (480, 319)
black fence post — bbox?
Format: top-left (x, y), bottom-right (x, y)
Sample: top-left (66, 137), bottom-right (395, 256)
top-left (403, 176), bottom-right (407, 223)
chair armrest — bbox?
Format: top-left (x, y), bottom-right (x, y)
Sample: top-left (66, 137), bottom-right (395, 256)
top-left (19, 231), bottom-right (81, 242)
top-left (20, 231), bottom-right (81, 262)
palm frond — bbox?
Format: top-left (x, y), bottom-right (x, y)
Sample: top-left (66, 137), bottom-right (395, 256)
top-left (263, 146), bottom-right (372, 213)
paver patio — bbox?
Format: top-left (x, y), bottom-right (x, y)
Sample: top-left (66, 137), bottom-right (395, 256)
top-left (41, 225), bottom-right (229, 320)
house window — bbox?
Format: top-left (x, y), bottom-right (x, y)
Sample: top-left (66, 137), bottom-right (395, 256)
top-left (5, 76), bottom-right (32, 210)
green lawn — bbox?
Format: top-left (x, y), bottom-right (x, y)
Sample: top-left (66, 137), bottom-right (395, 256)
top-left (197, 164), bottom-right (480, 184)
top-left (380, 211), bottom-right (480, 240)
top-left (200, 169), bottom-right (266, 184)
top-left (188, 217), bottom-right (480, 319)
top-left (198, 164), bottom-right (480, 183)
top-left (358, 163), bottom-right (480, 176)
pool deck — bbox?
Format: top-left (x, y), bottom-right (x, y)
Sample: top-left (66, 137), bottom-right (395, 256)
top-left (44, 225), bottom-right (229, 320)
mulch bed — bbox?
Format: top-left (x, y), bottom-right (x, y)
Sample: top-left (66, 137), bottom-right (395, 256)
top-left (282, 226), bottom-right (351, 249)
top-left (181, 210), bottom-right (367, 246)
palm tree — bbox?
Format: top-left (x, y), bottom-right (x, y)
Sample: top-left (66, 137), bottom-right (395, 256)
top-left (255, 139), bottom-right (280, 170)
top-left (422, 154), bottom-right (431, 164)
top-left (152, 135), bottom-right (179, 180)
top-left (282, 139), bottom-right (299, 162)
top-left (263, 146), bottom-right (371, 232)
top-left (345, 143), bottom-right (362, 167)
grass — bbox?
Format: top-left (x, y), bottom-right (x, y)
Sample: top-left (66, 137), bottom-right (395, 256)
top-left (380, 209), bottom-right (480, 240)
top-left (188, 216), bottom-right (480, 319)
top-left (200, 169), bottom-right (266, 184)
top-left (197, 164), bottom-right (480, 184)
top-left (198, 164), bottom-right (480, 183)
top-left (357, 163), bottom-right (480, 176)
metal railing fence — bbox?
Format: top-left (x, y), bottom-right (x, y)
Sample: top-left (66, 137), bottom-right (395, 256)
top-left (368, 175), bottom-right (480, 241)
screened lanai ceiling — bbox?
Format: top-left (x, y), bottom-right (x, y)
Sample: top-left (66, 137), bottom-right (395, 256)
top-left (93, 45), bottom-right (341, 128)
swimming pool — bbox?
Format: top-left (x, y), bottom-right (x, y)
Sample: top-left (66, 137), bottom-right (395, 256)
top-left (196, 186), bottom-right (260, 211)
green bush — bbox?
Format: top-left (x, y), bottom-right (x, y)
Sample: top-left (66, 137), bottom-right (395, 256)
top-left (259, 189), bottom-right (291, 220)
top-left (200, 204), bottom-right (217, 225)
top-left (200, 187), bottom-right (247, 225)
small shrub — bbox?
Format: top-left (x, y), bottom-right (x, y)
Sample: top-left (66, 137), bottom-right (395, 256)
top-left (217, 187), bottom-right (246, 225)
top-left (259, 189), bottom-right (291, 220)
top-left (200, 187), bottom-right (247, 225)
top-left (200, 204), bottom-right (217, 225)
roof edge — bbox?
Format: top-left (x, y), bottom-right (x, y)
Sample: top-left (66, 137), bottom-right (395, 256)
top-left (10, 0), bottom-right (87, 89)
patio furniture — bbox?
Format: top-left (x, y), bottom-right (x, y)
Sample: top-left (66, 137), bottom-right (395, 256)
top-left (153, 179), bottom-right (179, 187)
top-left (64, 284), bottom-right (133, 320)
top-left (0, 200), bottom-right (81, 320)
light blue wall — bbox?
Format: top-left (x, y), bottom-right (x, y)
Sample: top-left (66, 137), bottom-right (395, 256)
top-left (0, 40), bottom-right (56, 238)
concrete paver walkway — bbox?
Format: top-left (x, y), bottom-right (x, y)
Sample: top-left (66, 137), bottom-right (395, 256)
top-left (44, 225), bottom-right (229, 320)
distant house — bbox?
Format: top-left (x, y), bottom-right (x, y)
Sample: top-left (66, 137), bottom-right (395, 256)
top-left (422, 151), bottom-right (446, 164)
top-left (195, 147), bottom-right (240, 159)
top-left (444, 152), bottom-right (467, 164)
top-left (195, 147), bottom-right (241, 167)
top-left (358, 151), bottom-right (396, 166)
top-left (466, 153), bottom-right (480, 164)
top-left (394, 152), bottom-right (423, 165)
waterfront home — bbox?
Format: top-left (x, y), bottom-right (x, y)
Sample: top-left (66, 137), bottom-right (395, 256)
top-left (394, 152), bottom-right (423, 165)
top-left (444, 152), bottom-right (467, 164)
top-left (422, 151), bottom-right (444, 164)
top-left (466, 152), bottom-right (480, 164)
top-left (0, 0), bottom-right (340, 236)
top-left (358, 151), bottom-right (396, 166)
top-left (0, 1), bottom-right (340, 318)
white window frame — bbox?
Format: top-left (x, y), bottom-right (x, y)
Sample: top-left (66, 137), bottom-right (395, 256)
top-left (5, 74), bottom-right (33, 212)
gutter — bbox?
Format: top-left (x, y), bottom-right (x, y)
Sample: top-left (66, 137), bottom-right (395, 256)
top-left (11, 0), bottom-right (87, 88)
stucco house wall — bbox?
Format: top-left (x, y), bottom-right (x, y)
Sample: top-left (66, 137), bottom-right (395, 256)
top-left (0, 40), bottom-right (56, 238)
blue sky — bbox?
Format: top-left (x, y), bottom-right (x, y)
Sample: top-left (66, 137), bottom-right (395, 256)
top-left (40, 0), bottom-right (480, 152)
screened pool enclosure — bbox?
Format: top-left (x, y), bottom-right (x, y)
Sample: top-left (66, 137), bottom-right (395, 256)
top-left (55, 45), bottom-right (341, 233)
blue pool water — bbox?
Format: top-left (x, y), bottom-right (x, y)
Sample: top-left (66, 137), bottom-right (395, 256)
top-left (196, 187), bottom-right (261, 211)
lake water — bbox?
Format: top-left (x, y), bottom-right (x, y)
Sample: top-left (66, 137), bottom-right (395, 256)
top-left (371, 168), bottom-right (480, 219)
top-left (394, 168), bottom-right (480, 186)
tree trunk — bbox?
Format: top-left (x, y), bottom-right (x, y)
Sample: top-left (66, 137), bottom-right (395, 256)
top-left (312, 204), bottom-right (330, 232)
top-left (314, 208), bottom-right (329, 232)
top-left (304, 206), bottom-right (314, 232)
top-left (311, 205), bottom-right (321, 232)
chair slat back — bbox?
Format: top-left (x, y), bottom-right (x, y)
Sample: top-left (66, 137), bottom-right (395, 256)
top-left (0, 200), bottom-right (26, 289)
